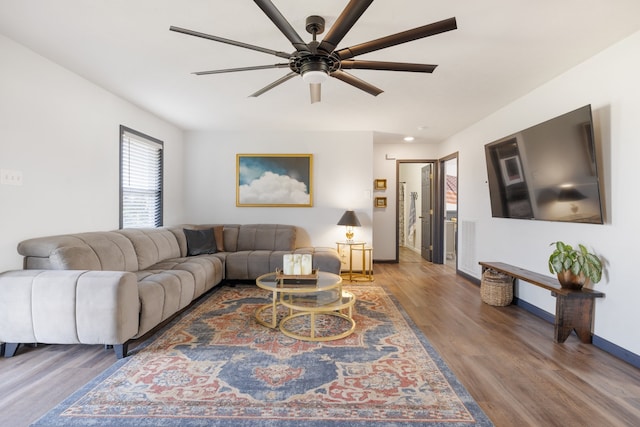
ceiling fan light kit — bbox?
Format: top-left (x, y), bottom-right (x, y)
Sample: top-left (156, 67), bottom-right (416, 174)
top-left (170, 0), bottom-right (457, 103)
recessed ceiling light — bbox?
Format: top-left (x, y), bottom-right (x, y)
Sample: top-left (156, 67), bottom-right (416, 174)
top-left (417, 125), bottom-right (429, 131)
top-left (403, 136), bottom-right (415, 142)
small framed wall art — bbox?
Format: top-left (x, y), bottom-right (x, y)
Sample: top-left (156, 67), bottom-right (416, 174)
top-left (374, 179), bottom-right (387, 190)
top-left (374, 197), bottom-right (387, 208)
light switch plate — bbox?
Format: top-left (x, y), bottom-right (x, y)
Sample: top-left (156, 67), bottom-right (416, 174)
top-left (1, 169), bottom-right (23, 186)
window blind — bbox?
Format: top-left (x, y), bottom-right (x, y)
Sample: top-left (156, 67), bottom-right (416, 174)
top-left (120, 127), bottom-right (163, 228)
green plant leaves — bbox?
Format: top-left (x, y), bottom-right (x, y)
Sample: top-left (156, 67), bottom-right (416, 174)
top-left (548, 241), bottom-right (603, 284)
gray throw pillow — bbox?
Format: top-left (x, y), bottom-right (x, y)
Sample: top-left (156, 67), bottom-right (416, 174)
top-left (184, 228), bottom-right (217, 256)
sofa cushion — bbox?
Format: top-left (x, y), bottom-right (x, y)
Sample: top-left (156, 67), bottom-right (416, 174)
top-left (18, 232), bottom-right (139, 272)
top-left (169, 225), bottom-right (225, 256)
top-left (148, 255), bottom-right (223, 297)
top-left (116, 228), bottom-right (181, 270)
top-left (184, 228), bottom-right (217, 256)
top-left (236, 224), bottom-right (296, 251)
top-left (294, 247), bottom-right (341, 275)
top-left (50, 246), bottom-right (101, 270)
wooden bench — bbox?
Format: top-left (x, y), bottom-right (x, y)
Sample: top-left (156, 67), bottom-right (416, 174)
top-left (479, 261), bottom-right (605, 344)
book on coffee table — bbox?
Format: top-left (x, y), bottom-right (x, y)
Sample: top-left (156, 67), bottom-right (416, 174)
top-left (276, 269), bottom-right (319, 286)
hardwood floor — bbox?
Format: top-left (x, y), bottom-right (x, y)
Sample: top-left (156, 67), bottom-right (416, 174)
top-left (1, 251), bottom-right (639, 426)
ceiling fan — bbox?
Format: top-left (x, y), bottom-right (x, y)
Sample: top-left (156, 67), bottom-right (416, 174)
top-left (170, 0), bottom-right (457, 103)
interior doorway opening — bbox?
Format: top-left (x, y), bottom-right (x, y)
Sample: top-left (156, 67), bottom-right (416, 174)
top-left (397, 161), bottom-right (434, 263)
top-left (396, 153), bottom-right (458, 267)
top-left (442, 157), bottom-right (458, 268)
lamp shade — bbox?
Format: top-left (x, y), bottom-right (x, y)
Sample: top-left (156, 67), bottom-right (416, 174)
top-left (558, 187), bottom-right (586, 202)
top-left (337, 210), bottom-right (361, 227)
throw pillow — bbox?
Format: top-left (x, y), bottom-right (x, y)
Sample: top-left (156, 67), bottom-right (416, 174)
top-left (184, 228), bottom-right (217, 256)
top-left (213, 225), bottom-right (225, 252)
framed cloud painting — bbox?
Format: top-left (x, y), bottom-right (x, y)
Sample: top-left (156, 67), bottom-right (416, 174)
top-left (236, 154), bottom-right (313, 207)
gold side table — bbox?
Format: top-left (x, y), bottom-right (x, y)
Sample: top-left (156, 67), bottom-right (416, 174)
top-left (350, 246), bottom-right (374, 282)
top-left (336, 241), bottom-right (373, 282)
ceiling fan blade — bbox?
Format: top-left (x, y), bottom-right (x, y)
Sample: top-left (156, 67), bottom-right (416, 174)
top-left (250, 72), bottom-right (298, 97)
top-left (318, 0), bottom-right (374, 54)
top-left (193, 64), bottom-right (290, 75)
top-left (340, 60), bottom-right (437, 73)
top-left (310, 83), bottom-right (321, 104)
top-left (253, 0), bottom-right (309, 52)
top-left (335, 17), bottom-right (457, 60)
top-left (331, 70), bottom-right (383, 96)
top-left (170, 26), bottom-right (291, 59)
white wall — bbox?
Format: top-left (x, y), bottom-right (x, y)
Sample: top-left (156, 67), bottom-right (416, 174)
top-left (0, 35), bottom-right (185, 271)
top-left (372, 143), bottom-right (440, 260)
top-left (183, 130), bottom-right (373, 249)
top-left (439, 30), bottom-right (640, 355)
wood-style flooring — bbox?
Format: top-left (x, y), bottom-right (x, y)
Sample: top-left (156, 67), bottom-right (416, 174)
top-left (1, 249), bottom-right (639, 426)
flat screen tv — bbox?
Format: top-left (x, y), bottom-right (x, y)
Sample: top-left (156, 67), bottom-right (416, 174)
top-left (484, 105), bottom-right (604, 224)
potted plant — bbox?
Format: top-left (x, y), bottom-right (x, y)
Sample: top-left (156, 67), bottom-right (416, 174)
top-left (548, 241), bottom-right (603, 289)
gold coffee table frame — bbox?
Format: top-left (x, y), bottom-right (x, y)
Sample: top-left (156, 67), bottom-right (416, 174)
top-left (279, 290), bottom-right (356, 341)
top-left (255, 271), bottom-right (356, 341)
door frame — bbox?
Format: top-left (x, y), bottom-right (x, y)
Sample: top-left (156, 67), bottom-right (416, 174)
top-left (433, 152), bottom-right (459, 266)
top-left (395, 154), bottom-right (458, 264)
top-left (395, 159), bottom-right (436, 263)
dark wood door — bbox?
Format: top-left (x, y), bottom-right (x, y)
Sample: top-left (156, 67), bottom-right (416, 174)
top-left (420, 164), bottom-right (433, 262)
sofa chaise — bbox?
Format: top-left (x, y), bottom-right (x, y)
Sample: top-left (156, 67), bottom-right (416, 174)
top-left (0, 224), bottom-right (340, 358)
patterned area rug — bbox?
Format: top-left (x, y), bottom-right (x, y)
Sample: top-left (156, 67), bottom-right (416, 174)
top-left (32, 284), bottom-right (493, 427)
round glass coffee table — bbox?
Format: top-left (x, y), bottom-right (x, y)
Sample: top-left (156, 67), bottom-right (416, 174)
top-left (255, 271), bottom-right (356, 341)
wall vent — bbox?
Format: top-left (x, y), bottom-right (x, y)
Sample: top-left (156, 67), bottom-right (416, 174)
top-left (459, 220), bottom-right (477, 275)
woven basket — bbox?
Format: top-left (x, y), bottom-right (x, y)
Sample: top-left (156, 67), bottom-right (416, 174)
top-left (481, 269), bottom-right (513, 306)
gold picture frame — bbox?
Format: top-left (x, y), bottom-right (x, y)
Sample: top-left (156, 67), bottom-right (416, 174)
top-left (374, 179), bottom-right (387, 190)
top-left (236, 154), bottom-right (313, 207)
top-left (374, 197), bottom-right (387, 208)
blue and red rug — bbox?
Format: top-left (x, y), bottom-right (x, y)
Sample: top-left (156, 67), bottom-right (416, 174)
top-left (32, 284), bottom-right (493, 426)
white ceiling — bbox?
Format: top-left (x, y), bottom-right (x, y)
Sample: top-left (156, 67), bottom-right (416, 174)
top-left (2, 0), bottom-right (640, 144)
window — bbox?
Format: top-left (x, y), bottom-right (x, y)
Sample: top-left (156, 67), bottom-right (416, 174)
top-left (120, 126), bottom-right (163, 228)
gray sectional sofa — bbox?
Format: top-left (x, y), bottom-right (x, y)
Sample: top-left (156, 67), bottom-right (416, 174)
top-left (0, 224), bottom-right (340, 358)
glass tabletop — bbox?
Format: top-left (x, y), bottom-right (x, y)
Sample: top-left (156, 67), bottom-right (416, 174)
top-left (256, 271), bottom-right (342, 294)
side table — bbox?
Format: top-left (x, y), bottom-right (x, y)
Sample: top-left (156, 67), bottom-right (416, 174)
top-left (336, 241), bottom-right (374, 282)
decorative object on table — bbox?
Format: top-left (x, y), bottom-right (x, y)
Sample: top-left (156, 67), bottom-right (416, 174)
top-left (548, 241), bottom-right (603, 289)
top-left (480, 269), bottom-right (514, 306)
top-left (236, 154), bottom-right (312, 207)
top-left (373, 179), bottom-right (387, 190)
top-left (337, 210), bottom-right (361, 241)
top-left (374, 196), bottom-right (387, 208)
top-left (32, 284), bottom-right (492, 427)
top-left (276, 269), bottom-right (319, 286)
top-left (282, 253), bottom-right (313, 275)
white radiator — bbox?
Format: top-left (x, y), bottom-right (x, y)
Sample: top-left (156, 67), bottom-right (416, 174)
top-left (459, 220), bottom-right (477, 275)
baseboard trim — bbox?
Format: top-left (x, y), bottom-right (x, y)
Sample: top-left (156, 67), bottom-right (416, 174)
top-left (513, 297), bottom-right (555, 324)
top-left (592, 336), bottom-right (640, 368)
top-left (456, 270), bottom-right (639, 369)
top-left (513, 297), bottom-right (639, 369)
top-left (456, 269), bottom-right (479, 285)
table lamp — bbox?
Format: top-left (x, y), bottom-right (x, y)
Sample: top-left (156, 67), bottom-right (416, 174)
top-left (337, 210), bottom-right (361, 242)
top-left (558, 185), bottom-right (586, 215)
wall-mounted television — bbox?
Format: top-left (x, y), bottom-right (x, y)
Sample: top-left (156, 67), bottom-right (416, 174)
top-left (484, 105), bottom-right (604, 224)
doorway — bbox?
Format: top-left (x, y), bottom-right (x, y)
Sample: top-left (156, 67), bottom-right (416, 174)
top-left (442, 156), bottom-right (458, 267)
top-left (396, 153), bottom-right (458, 266)
top-left (397, 160), bottom-right (434, 262)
